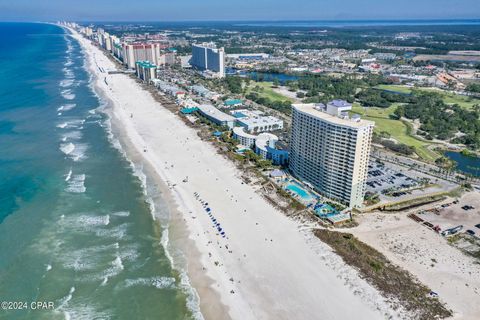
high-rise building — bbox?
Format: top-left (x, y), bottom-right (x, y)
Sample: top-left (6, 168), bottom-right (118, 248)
top-left (158, 52), bottom-right (176, 66)
top-left (122, 43), bottom-right (166, 69)
top-left (191, 43), bottom-right (225, 78)
top-left (135, 61), bottom-right (157, 83)
top-left (289, 101), bottom-right (374, 208)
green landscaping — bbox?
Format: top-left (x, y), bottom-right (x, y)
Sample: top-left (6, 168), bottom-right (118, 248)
top-left (375, 84), bottom-right (413, 94)
top-left (351, 103), bottom-right (439, 161)
top-left (375, 84), bottom-right (480, 110)
top-left (245, 81), bottom-right (294, 115)
top-left (247, 81), bottom-right (294, 103)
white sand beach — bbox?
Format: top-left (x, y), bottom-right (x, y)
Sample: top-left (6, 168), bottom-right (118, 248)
top-left (69, 28), bottom-right (403, 320)
top-left (349, 201), bottom-right (480, 320)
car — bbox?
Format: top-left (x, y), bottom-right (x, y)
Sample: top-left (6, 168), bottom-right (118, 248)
top-left (475, 224), bottom-right (480, 229)
top-left (466, 230), bottom-right (475, 236)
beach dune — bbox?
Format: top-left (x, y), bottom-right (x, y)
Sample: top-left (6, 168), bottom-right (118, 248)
top-left (69, 28), bottom-right (399, 320)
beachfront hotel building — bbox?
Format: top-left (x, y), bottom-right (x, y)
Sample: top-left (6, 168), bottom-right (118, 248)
top-left (135, 61), bottom-right (157, 83)
top-left (197, 104), bottom-right (236, 129)
top-left (255, 133), bottom-right (289, 166)
top-left (233, 127), bottom-right (257, 148)
top-left (289, 101), bottom-right (374, 208)
top-left (233, 127), bottom-right (289, 165)
top-left (122, 43), bottom-right (167, 69)
top-left (230, 109), bottom-right (284, 133)
top-left (191, 43), bottom-right (225, 78)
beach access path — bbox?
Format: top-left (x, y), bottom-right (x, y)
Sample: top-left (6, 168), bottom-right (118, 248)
top-left (69, 29), bottom-right (401, 320)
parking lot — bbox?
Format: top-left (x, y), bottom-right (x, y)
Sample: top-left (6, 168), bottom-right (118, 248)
top-left (414, 192), bottom-right (480, 238)
top-left (366, 161), bottom-right (420, 195)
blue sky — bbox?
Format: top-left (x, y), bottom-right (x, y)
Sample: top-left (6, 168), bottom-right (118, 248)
top-left (0, 0), bottom-right (479, 21)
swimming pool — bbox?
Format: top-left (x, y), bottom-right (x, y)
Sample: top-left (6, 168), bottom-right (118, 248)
top-left (285, 182), bottom-right (315, 202)
top-left (314, 204), bottom-right (338, 217)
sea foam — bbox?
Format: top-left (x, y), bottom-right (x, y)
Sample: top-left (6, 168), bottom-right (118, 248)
top-left (60, 79), bottom-right (75, 88)
top-left (60, 142), bottom-right (87, 162)
top-left (65, 168), bottom-right (72, 182)
top-left (60, 142), bottom-right (75, 155)
top-left (57, 103), bottom-right (76, 112)
top-left (123, 276), bottom-right (176, 290)
top-left (57, 119), bottom-right (85, 130)
top-left (66, 174), bottom-right (86, 193)
top-left (61, 89), bottom-right (75, 100)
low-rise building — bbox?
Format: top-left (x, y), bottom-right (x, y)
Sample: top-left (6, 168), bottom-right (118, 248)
top-left (232, 127), bottom-right (257, 148)
top-left (197, 105), bottom-right (236, 129)
top-left (152, 79), bottom-right (183, 96)
top-left (232, 127), bottom-right (288, 165)
top-left (255, 133), bottom-right (289, 165)
top-left (230, 109), bottom-right (283, 133)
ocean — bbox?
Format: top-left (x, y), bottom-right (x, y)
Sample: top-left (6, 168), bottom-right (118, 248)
top-left (0, 22), bottom-right (197, 320)
top-left (233, 19), bottom-right (480, 28)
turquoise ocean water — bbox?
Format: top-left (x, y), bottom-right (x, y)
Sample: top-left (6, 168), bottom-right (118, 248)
top-left (0, 22), bottom-right (195, 320)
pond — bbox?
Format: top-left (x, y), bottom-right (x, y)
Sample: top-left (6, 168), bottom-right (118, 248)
top-left (444, 151), bottom-right (480, 177)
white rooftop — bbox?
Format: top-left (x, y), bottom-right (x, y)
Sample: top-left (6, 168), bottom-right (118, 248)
top-left (232, 109), bottom-right (283, 128)
top-left (197, 105), bottom-right (236, 122)
top-left (293, 103), bottom-right (374, 129)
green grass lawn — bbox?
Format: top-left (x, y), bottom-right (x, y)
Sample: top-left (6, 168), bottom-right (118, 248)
top-left (351, 103), bottom-right (439, 161)
top-left (441, 93), bottom-right (480, 110)
top-left (374, 84), bottom-right (480, 110)
top-left (247, 82), bottom-right (294, 103)
top-left (375, 84), bottom-right (413, 94)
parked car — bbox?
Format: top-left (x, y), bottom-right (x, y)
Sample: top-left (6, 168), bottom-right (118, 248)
top-left (466, 230), bottom-right (475, 236)
top-left (475, 224), bottom-right (480, 229)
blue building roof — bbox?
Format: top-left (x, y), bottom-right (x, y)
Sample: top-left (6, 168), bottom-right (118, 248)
top-left (180, 107), bottom-right (199, 114)
top-left (224, 99), bottom-right (243, 106)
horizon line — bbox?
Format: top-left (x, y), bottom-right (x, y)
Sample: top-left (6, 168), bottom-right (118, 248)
top-left (1, 17), bottom-right (480, 24)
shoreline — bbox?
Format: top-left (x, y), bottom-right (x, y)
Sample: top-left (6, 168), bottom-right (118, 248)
top-left (70, 28), bottom-right (225, 319)
top-left (67, 26), bottom-right (406, 320)
top-left (105, 90), bottom-right (228, 320)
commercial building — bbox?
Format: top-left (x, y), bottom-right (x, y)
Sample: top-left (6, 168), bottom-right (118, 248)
top-left (289, 101), bottom-right (374, 208)
top-left (191, 43), bottom-right (225, 78)
top-left (231, 109), bottom-right (284, 133)
top-left (197, 105), bottom-right (236, 129)
top-left (226, 53), bottom-right (270, 60)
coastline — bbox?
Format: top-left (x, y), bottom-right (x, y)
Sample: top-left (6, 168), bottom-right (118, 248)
top-left (104, 88), bottom-right (228, 320)
top-left (67, 26), bottom-right (405, 320)
top-left (71, 28), bottom-right (224, 319)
